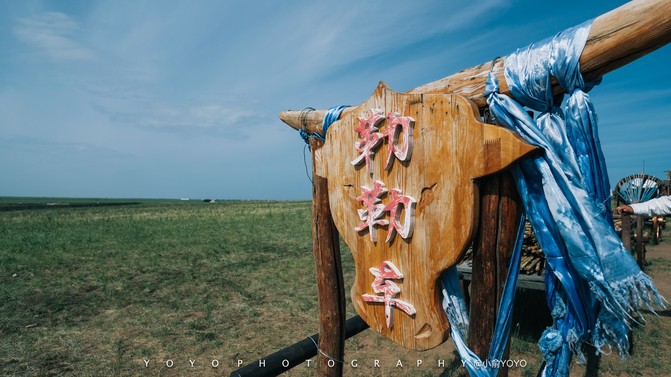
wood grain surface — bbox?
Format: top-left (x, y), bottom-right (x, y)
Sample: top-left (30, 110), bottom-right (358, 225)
top-left (315, 83), bottom-right (537, 350)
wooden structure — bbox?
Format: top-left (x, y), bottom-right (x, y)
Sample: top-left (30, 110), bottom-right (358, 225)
top-left (314, 83), bottom-right (536, 350)
top-left (230, 1), bottom-right (671, 376)
top-left (459, 221), bottom-right (547, 293)
top-left (614, 174), bottom-right (665, 207)
top-left (616, 214), bottom-right (647, 267)
top-left (614, 172), bottom-right (668, 264)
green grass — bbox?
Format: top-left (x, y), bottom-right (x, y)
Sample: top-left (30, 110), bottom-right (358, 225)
top-left (647, 257), bottom-right (671, 272)
top-left (0, 199), bottom-right (318, 376)
top-left (1, 198), bottom-right (669, 376)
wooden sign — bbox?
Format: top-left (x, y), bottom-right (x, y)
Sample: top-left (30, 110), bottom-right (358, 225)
top-left (314, 83), bottom-right (537, 350)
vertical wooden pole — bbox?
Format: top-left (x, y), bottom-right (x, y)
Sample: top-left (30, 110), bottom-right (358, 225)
top-left (470, 174), bottom-right (499, 361)
top-left (635, 215), bottom-right (645, 267)
top-left (310, 138), bottom-right (346, 377)
top-left (495, 173), bottom-right (523, 375)
top-left (469, 171), bottom-right (522, 377)
top-left (620, 213), bottom-right (638, 353)
top-left (652, 217), bottom-right (659, 245)
top-left (621, 215), bottom-right (632, 252)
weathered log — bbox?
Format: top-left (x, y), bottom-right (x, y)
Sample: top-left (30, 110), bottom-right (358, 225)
top-left (469, 171), bottom-right (522, 377)
top-left (494, 173), bottom-right (523, 377)
top-left (621, 214), bottom-right (632, 252)
top-left (635, 215), bottom-right (645, 267)
top-left (469, 175), bottom-right (500, 359)
top-left (309, 137), bottom-right (347, 376)
top-left (279, 0), bottom-right (671, 136)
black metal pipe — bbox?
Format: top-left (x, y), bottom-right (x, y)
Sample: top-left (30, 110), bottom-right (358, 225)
top-left (230, 315), bottom-right (368, 377)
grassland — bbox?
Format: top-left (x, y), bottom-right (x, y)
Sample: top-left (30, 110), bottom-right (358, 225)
top-left (1, 198), bottom-right (669, 376)
top-left (1, 199), bottom-right (321, 376)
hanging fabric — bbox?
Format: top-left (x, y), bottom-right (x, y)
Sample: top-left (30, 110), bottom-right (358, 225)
top-left (442, 19), bottom-right (665, 377)
top-left (441, 214), bottom-right (526, 377)
top-left (483, 20), bottom-right (665, 376)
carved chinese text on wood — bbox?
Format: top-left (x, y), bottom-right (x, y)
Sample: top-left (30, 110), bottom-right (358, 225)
top-left (361, 261), bottom-right (416, 329)
top-left (314, 83), bottom-right (537, 350)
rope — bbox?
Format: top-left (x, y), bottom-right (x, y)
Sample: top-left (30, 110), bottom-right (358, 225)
top-left (297, 105), bottom-right (349, 146)
top-left (298, 107), bottom-right (315, 145)
top-left (302, 144), bottom-right (313, 184)
top-left (307, 336), bottom-right (344, 364)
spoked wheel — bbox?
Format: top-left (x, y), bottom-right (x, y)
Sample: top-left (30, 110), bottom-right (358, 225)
top-left (614, 173), bottom-right (664, 205)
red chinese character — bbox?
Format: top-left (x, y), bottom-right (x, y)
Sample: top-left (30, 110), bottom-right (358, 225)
top-left (383, 189), bottom-right (417, 243)
top-left (362, 261), bottom-right (416, 328)
top-left (351, 109), bottom-right (385, 175)
top-left (383, 112), bottom-right (414, 171)
top-left (354, 181), bottom-right (389, 242)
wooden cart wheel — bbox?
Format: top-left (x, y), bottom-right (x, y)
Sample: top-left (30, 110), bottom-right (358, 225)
top-left (614, 174), bottom-right (664, 205)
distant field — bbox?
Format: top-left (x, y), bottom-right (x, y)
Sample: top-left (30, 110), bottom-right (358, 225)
top-left (0, 199), bottom-right (323, 376)
top-left (1, 199), bottom-right (669, 376)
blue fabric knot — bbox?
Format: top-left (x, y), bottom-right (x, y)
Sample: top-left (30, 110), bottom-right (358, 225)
top-left (298, 129), bottom-right (311, 144)
top-left (298, 105), bottom-right (350, 145)
top-left (550, 294), bottom-right (567, 318)
top-left (322, 105), bottom-right (350, 137)
top-left (484, 71), bottom-right (500, 98)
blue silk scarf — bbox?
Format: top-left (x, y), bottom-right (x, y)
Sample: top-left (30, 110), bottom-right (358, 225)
top-left (484, 20), bottom-right (665, 376)
top-left (441, 20), bottom-right (665, 377)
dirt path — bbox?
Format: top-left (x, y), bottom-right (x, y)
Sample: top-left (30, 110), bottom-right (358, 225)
top-left (586, 236), bottom-right (671, 377)
top-left (645, 239), bottom-right (671, 299)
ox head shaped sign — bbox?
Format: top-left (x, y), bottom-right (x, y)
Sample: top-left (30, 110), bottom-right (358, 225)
top-left (314, 83), bottom-right (537, 350)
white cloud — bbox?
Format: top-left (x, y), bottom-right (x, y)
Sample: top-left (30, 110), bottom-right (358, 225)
top-left (89, 97), bottom-right (267, 141)
top-left (13, 12), bottom-right (96, 61)
top-left (144, 104), bottom-right (259, 131)
top-left (296, 0), bottom-right (508, 75)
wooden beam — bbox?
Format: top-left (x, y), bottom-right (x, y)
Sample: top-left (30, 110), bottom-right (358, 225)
top-left (280, 0), bottom-right (671, 136)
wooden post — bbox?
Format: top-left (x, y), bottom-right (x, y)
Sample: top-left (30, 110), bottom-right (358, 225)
top-left (635, 215), bottom-right (645, 267)
top-left (411, 0), bottom-right (671, 108)
top-left (495, 173), bottom-right (523, 374)
top-left (621, 215), bottom-right (632, 252)
top-left (309, 137), bottom-right (347, 377)
top-left (469, 171), bottom-right (523, 377)
top-left (652, 217), bottom-right (659, 245)
top-left (470, 175), bottom-right (500, 359)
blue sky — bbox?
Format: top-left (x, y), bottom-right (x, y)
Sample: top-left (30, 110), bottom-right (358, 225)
top-left (1, 0), bottom-right (669, 200)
